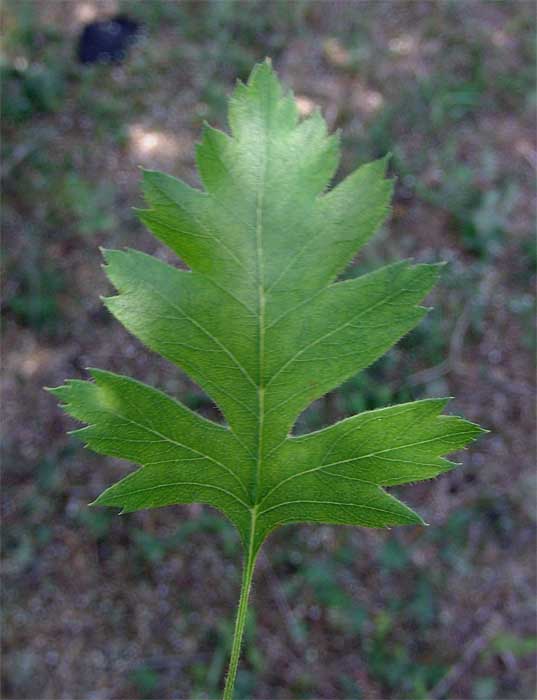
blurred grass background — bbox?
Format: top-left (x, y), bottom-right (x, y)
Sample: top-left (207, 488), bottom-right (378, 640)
top-left (1, 1), bottom-right (536, 698)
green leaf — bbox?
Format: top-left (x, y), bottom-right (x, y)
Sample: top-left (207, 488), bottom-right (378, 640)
top-left (50, 60), bottom-right (485, 554)
top-left (49, 61), bottom-right (487, 697)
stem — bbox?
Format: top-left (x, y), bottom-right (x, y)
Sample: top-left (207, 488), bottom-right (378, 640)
top-left (222, 512), bottom-right (258, 700)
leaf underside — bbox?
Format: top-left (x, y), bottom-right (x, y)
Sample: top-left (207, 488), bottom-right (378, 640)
top-left (50, 61), bottom-right (485, 556)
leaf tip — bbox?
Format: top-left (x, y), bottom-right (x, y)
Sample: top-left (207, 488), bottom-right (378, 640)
top-left (98, 247), bottom-right (116, 268)
top-left (85, 367), bottom-right (103, 382)
top-left (380, 151), bottom-right (392, 171)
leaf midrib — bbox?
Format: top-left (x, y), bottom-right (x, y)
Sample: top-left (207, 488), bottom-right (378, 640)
top-left (251, 101), bottom-right (270, 509)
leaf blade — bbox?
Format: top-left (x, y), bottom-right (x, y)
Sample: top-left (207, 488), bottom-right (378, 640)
top-left (51, 61), bottom-right (486, 551)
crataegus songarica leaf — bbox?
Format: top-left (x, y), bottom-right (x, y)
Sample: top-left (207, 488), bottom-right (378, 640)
top-left (49, 60), bottom-right (486, 698)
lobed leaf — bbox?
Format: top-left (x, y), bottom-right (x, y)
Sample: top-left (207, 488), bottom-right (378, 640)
top-left (50, 61), bottom-right (486, 556)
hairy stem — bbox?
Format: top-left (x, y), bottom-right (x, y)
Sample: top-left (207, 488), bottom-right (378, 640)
top-left (222, 514), bottom-right (258, 700)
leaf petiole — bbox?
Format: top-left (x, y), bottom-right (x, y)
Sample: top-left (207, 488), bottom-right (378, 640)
top-left (223, 508), bottom-right (259, 700)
